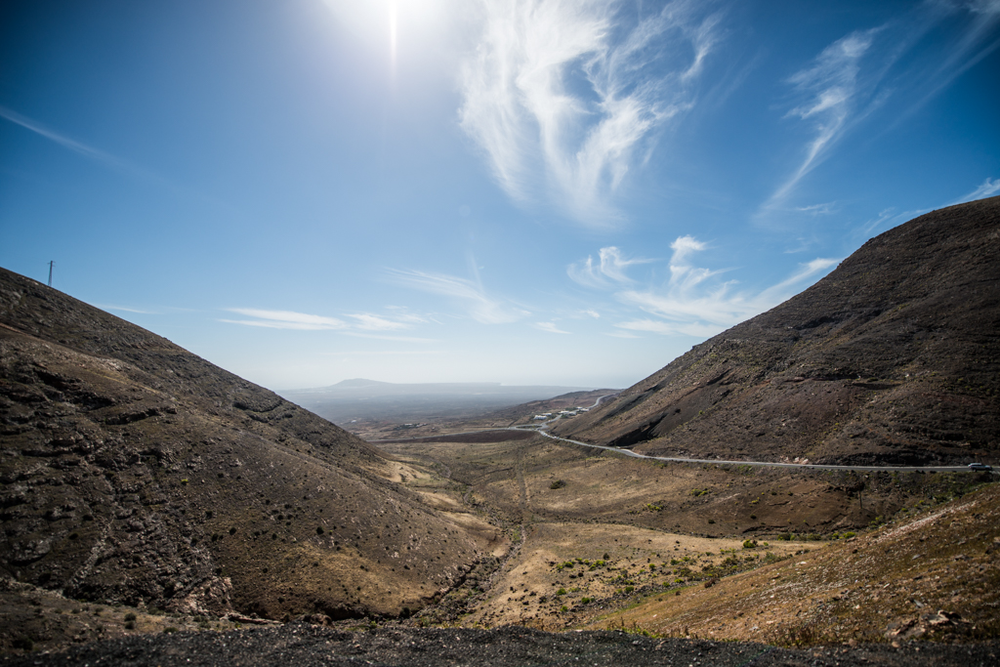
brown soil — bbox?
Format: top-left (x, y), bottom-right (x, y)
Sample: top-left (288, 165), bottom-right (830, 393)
top-left (0, 267), bottom-right (491, 631)
top-left (556, 197), bottom-right (1000, 467)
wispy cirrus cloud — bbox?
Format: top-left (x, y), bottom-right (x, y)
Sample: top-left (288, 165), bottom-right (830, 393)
top-left (459, 0), bottom-right (722, 227)
top-left (0, 105), bottom-right (132, 170)
top-left (222, 308), bottom-right (348, 330)
top-left (574, 237), bottom-right (839, 338)
top-left (763, 29), bottom-right (878, 212)
top-left (0, 105), bottom-right (186, 194)
top-left (388, 268), bottom-right (529, 324)
top-left (221, 308), bottom-right (429, 336)
top-left (950, 176), bottom-right (1000, 205)
top-left (346, 313), bottom-right (412, 331)
top-left (860, 176), bottom-right (998, 237)
top-left (99, 305), bottom-right (158, 315)
top-left (535, 321), bottom-right (570, 334)
top-left (761, 1), bottom-right (1000, 219)
top-left (567, 246), bottom-right (653, 288)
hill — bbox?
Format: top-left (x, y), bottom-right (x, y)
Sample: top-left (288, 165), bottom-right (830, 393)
top-left (554, 197), bottom-right (1000, 466)
top-left (0, 267), bottom-right (496, 624)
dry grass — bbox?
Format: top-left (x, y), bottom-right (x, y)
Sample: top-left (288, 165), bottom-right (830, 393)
top-left (583, 483), bottom-right (1000, 646)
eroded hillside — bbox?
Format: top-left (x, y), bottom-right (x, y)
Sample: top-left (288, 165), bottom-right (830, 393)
top-left (0, 268), bottom-right (497, 627)
top-left (554, 197), bottom-right (1000, 466)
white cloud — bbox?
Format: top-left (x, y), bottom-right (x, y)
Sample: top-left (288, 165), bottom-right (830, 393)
top-left (536, 321), bottom-right (570, 334)
top-left (222, 308), bottom-right (348, 330)
top-left (100, 305), bottom-right (158, 315)
top-left (761, 3), bottom-right (1000, 218)
top-left (459, 0), bottom-right (721, 227)
top-left (567, 246), bottom-right (653, 288)
top-left (615, 318), bottom-right (721, 338)
top-left (764, 30), bottom-right (876, 209)
top-left (388, 268), bottom-right (529, 324)
top-left (795, 202), bottom-right (837, 216)
top-left (346, 313), bottom-right (411, 331)
top-left (573, 237), bottom-right (840, 339)
top-left (0, 105), bottom-right (193, 197)
top-left (950, 176), bottom-right (1000, 205)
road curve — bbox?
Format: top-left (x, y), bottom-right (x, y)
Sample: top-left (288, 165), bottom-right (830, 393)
top-left (521, 426), bottom-right (976, 472)
top-left (374, 391), bottom-right (990, 474)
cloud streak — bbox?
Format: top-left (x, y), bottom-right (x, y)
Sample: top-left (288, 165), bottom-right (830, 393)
top-left (388, 269), bottom-right (529, 324)
top-left (222, 309), bottom-right (348, 330)
top-left (459, 0), bottom-right (721, 227)
top-left (764, 29), bottom-right (877, 210)
top-left (574, 239), bottom-right (839, 339)
top-left (950, 176), bottom-right (1000, 205)
top-left (221, 308), bottom-right (430, 337)
top-left (567, 246), bottom-right (653, 288)
top-left (761, 1), bottom-right (1000, 218)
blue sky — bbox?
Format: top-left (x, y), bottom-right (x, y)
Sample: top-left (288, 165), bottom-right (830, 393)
top-left (2, 0), bottom-right (998, 391)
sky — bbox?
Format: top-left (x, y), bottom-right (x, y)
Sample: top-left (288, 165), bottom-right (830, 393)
top-left (1, 0), bottom-right (998, 392)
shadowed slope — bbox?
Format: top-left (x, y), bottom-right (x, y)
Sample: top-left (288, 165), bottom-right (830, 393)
top-left (555, 196), bottom-right (1000, 465)
top-left (0, 267), bottom-right (494, 620)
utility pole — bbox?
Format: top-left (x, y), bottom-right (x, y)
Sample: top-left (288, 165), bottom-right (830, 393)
top-left (48, 261), bottom-right (54, 287)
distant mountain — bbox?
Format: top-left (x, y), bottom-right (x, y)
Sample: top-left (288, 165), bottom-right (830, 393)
top-left (0, 267), bottom-right (492, 620)
top-left (281, 381), bottom-right (597, 423)
top-left (554, 196), bottom-right (1000, 466)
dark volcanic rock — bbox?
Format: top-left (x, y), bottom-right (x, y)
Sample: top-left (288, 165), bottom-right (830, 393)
top-left (556, 196), bottom-right (1000, 465)
top-left (1, 624), bottom-right (997, 667)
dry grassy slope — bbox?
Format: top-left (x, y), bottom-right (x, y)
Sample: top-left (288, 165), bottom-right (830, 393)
top-left (555, 196), bottom-right (1000, 465)
top-left (585, 481), bottom-right (1000, 646)
top-left (0, 267), bottom-right (494, 622)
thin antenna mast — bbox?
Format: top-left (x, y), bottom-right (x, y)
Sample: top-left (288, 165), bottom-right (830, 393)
top-left (48, 261), bottom-right (54, 287)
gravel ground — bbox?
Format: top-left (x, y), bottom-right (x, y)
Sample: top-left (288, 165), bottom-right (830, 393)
top-left (2, 624), bottom-right (998, 667)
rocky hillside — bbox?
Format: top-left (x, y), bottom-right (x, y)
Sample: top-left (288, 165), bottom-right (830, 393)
top-left (0, 267), bottom-right (494, 621)
top-left (554, 196), bottom-right (1000, 465)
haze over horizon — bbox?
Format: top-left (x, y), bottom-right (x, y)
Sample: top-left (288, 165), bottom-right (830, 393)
top-left (2, 0), bottom-right (998, 392)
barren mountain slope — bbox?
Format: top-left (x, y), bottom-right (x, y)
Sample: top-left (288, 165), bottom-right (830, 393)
top-left (0, 267), bottom-right (495, 622)
top-left (555, 196), bottom-right (1000, 465)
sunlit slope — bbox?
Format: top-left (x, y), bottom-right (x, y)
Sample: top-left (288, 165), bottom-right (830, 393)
top-left (555, 196), bottom-right (1000, 465)
top-left (0, 267), bottom-right (493, 620)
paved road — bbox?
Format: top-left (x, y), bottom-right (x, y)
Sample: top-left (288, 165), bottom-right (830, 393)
top-left (379, 391), bottom-right (992, 474)
top-left (521, 426), bottom-right (979, 472)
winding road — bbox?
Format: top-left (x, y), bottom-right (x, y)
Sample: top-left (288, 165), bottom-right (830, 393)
top-left (380, 392), bottom-right (993, 474)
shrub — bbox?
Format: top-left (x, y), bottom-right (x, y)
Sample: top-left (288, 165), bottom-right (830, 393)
top-left (742, 539), bottom-right (757, 549)
top-left (550, 479), bottom-right (566, 489)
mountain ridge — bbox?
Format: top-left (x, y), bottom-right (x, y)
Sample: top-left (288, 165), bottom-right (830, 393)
top-left (554, 196), bottom-right (1000, 466)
